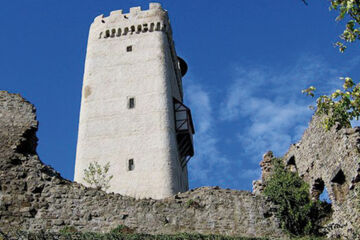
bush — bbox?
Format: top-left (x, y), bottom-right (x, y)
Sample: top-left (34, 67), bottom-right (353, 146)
top-left (59, 226), bottom-right (77, 234)
top-left (110, 225), bottom-right (135, 235)
top-left (83, 161), bottom-right (113, 190)
top-left (263, 158), bottom-right (327, 236)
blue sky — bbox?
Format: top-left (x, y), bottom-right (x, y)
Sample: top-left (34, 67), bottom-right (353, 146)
top-left (1, 0), bottom-right (360, 191)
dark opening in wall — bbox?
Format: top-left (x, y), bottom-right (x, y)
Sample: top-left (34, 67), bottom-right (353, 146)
top-left (331, 169), bottom-right (346, 185)
top-left (127, 46), bottom-right (132, 52)
top-left (320, 186), bottom-right (332, 204)
top-left (331, 169), bottom-right (348, 202)
top-left (286, 155), bottom-right (297, 172)
top-left (128, 159), bottom-right (134, 171)
top-left (311, 178), bottom-right (325, 200)
top-left (128, 97), bottom-right (135, 109)
top-left (105, 30), bottom-right (110, 38)
top-left (287, 156), bottom-right (295, 165)
top-left (111, 29), bottom-right (116, 37)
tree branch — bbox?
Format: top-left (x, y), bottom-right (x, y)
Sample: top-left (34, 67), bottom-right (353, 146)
top-left (302, 0), bottom-right (308, 6)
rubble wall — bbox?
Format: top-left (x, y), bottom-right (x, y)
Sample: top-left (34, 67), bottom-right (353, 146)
top-left (0, 91), bottom-right (283, 238)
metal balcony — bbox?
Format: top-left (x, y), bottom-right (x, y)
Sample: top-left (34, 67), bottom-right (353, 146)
top-left (173, 98), bottom-right (195, 168)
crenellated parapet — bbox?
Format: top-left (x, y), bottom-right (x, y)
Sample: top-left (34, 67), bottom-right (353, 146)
top-left (91, 3), bottom-right (172, 40)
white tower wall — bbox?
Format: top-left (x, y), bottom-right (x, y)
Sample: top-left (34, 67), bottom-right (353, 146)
top-left (74, 3), bottom-right (192, 199)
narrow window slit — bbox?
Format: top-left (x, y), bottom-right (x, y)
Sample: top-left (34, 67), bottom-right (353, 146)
top-left (128, 159), bottom-right (134, 171)
top-left (117, 28), bottom-right (122, 37)
top-left (131, 25), bottom-right (135, 33)
top-left (150, 23), bottom-right (155, 32)
top-left (105, 30), bottom-right (110, 38)
top-left (111, 29), bottom-right (116, 37)
top-left (128, 97), bottom-right (135, 108)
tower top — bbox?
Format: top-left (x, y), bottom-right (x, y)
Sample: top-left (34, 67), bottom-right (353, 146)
top-left (93, 3), bottom-right (166, 26)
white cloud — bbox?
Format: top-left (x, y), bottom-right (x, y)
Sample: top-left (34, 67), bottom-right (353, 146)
top-left (184, 81), bottom-right (231, 187)
top-left (220, 54), bottom-right (348, 162)
top-left (184, 54), bottom-right (360, 189)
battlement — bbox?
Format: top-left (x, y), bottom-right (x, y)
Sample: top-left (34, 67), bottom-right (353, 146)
top-left (91, 3), bottom-right (172, 41)
top-left (93, 3), bottom-right (166, 26)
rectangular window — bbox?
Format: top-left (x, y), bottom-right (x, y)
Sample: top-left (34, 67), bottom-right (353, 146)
top-left (126, 45), bottom-right (132, 52)
top-left (128, 159), bottom-right (134, 171)
top-left (128, 97), bottom-right (135, 109)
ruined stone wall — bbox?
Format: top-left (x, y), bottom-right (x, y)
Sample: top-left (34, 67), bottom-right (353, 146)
top-left (0, 91), bottom-right (283, 239)
top-left (254, 115), bottom-right (360, 239)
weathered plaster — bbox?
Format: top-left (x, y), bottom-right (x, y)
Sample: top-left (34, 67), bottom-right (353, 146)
top-left (74, 3), bottom-right (189, 199)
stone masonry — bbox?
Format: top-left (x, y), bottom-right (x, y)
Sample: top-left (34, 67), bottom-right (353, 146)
top-left (0, 91), bottom-right (284, 238)
top-left (253, 115), bottom-right (360, 239)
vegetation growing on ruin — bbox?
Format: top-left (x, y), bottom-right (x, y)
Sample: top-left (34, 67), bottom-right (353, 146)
top-left (83, 161), bottom-right (113, 190)
top-left (1, 225), bottom-right (327, 240)
top-left (263, 158), bottom-right (330, 236)
top-left (302, 0), bottom-right (360, 130)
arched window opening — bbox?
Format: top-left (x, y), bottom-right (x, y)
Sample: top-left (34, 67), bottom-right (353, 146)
top-left (131, 25), bottom-right (135, 33)
top-left (124, 27), bottom-right (129, 35)
top-left (105, 30), bottom-right (110, 38)
top-left (156, 22), bottom-right (161, 31)
top-left (286, 155), bottom-right (297, 172)
top-left (117, 28), bottom-right (122, 37)
top-left (111, 29), bottom-right (116, 38)
top-left (150, 23), bottom-right (155, 32)
top-left (143, 23), bottom-right (148, 32)
top-left (331, 168), bottom-right (348, 202)
top-left (137, 25), bottom-right (142, 33)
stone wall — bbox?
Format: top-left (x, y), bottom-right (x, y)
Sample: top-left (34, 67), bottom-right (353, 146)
top-left (254, 115), bottom-right (360, 239)
top-left (0, 91), bottom-right (284, 238)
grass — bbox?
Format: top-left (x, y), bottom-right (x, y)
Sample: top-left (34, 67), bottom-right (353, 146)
top-left (1, 225), bottom-right (327, 240)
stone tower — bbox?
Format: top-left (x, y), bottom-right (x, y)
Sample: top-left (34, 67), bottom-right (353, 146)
top-left (74, 3), bottom-right (195, 199)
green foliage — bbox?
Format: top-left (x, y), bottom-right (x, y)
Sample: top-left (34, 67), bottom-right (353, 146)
top-left (330, 0), bottom-right (360, 52)
top-left (110, 225), bottom-right (135, 235)
top-left (315, 77), bottom-right (359, 130)
top-left (83, 161), bottom-right (113, 190)
top-left (185, 199), bottom-right (202, 209)
top-left (59, 225), bottom-right (77, 234)
top-left (263, 158), bottom-right (326, 236)
top-left (303, 0), bottom-right (360, 130)
top-left (16, 229), bottom-right (273, 240)
top-left (8, 225), bottom-right (329, 240)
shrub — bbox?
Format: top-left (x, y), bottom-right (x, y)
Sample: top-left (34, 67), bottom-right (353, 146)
top-left (83, 161), bottom-right (113, 190)
top-left (59, 225), bottom-right (77, 234)
top-left (110, 225), bottom-right (135, 234)
top-left (263, 158), bottom-right (327, 236)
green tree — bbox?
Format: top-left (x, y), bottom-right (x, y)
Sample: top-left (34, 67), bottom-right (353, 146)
top-left (263, 158), bottom-right (325, 236)
top-left (303, 0), bottom-right (360, 130)
top-left (83, 161), bottom-right (113, 190)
